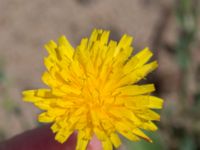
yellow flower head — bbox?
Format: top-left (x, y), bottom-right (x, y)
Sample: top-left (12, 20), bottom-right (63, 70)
top-left (23, 29), bottom-right (163, 150)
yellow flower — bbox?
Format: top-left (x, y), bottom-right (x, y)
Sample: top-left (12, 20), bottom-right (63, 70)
top-left (23, 29), bottom-right (163, 150)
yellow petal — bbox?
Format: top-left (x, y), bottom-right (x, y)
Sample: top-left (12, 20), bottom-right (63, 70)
top-left (94, 127), bottom-right (108, 141)
top-left (38, 112), bottom-right (54, 123)
top-left (110, 133), bottom-right (121, 148)
top-left (114, 84), bottom-right (155, 96)
top-left (132, 128), bottom-right (152, 142)
top-left (23, 89), bottom-right (52, 102)
top-left (51, 122), bottom-right (60, 133)
top-left (134, 47), bottom-right (153, 68)
top-left (102, 139), bottom-right (113, 150)
top-left (58, 35), bottom-right (74, 59)
top-left (55, 127), bottom-right (73, 143)
top-left (141, 121), bottom-right (158, 131)
top-left (44, 40), bottom-right (57, 54)
top-left (119, 61), bottom-right (158, 86)
top-left (124, 95), bottom-right (163, 109)
top-left (76, 131), bottom-right (89, 150)
top-left (118, 129), bottom-right (140, 142)
top-left (136, 109), bottom-right (160, 121)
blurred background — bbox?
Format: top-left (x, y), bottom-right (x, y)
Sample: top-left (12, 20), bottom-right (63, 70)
top-left (0, 0), bottom-right (199, 149)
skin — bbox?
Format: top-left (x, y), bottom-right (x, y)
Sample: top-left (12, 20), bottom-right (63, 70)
top-left (0, 125), bottom-right (102, 150)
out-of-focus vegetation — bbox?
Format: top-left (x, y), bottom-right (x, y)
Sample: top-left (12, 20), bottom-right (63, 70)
top-left (127, 0), bottom-right (200, 149)
top-left (0, 58), bottom-right (30, 140)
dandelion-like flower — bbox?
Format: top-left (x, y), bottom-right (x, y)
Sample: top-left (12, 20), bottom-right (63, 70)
top-left (23, 29), bottom-right (163, 150)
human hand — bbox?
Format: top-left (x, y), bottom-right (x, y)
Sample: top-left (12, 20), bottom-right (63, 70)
top-left (0, 125), bottom-right (102, 150)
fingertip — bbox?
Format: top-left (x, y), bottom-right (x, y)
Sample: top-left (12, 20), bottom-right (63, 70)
top-left (87, 135), bottom-right (102, 150)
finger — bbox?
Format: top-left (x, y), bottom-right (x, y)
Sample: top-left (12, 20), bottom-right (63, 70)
top-left (87, 135), bottom-right (102, 150)
top-left (0, 125), bottom-right (76, 150)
